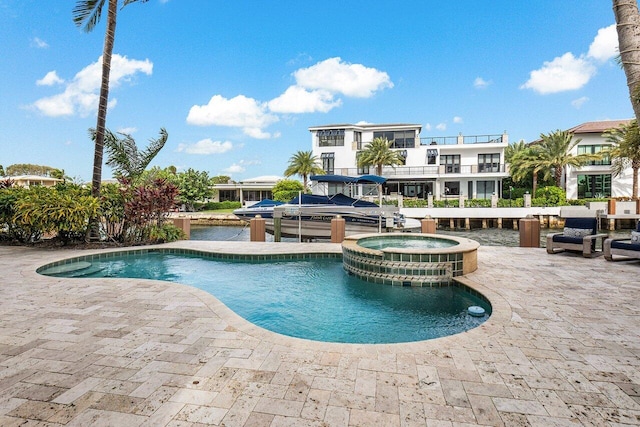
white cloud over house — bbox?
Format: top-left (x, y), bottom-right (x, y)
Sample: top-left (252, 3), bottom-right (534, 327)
top-left (520, 24), bottom-right (618, 94)
top-left (473, 77), bottom-right (491, 89)
top-left (186, 57), bottom-right (393, 139)
top-left (176, 138), bottom-right (234, 155)
top-left (31, 54), bottom-right (152, 117)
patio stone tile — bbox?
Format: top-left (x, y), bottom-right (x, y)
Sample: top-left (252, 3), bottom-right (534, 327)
top-left (1, 243), bottom-right (639, 426)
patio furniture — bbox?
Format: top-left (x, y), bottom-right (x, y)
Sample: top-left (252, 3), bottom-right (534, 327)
top-left (546, 217), bottom-right (608, 257)
top-left (604, 221), bottom-right (640, 262)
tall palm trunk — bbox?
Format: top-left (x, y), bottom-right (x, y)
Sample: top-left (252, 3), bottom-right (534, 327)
top-left (613, 0), bottom-right (640, 122)
top-left (92, 0), bottom-right (118, 199)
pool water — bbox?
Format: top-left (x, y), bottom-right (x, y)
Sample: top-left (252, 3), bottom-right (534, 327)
top-left (357, 235), bottom-right (458, 250)
top-left (40, 252), bottom-right (491, 344)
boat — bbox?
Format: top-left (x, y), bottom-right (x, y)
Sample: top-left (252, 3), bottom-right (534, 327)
top-left (233, 174), bottom-right (421, 239)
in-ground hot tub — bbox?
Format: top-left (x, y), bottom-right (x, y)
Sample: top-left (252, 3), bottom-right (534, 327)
top-left (342, 233), bottom-right (480, 286)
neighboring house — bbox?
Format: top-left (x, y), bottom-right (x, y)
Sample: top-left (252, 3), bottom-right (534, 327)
top-left (309, 123), bottom-right (509, 200)
top-left (565, 119), bottom-right (633, 200)
top-left (213, 176), bottom-right (282, 206)
top-left (6, 175), bottom-right (61, 188)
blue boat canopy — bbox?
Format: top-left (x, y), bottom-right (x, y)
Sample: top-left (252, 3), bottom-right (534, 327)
top-left (309, 174), bottom-right (386, 184)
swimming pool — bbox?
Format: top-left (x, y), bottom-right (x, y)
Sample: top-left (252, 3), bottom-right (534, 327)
top-left (38, 249), bottom-right (491, 344)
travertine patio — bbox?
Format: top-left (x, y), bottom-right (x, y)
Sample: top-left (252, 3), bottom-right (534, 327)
top-left (0, 241), bottom-right (638, 426)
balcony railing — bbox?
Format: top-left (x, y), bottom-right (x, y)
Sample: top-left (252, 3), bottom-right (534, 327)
top-left (420, 134), bottom-right (504, 145)
top-left (333, 164), bottom-right (507, 177)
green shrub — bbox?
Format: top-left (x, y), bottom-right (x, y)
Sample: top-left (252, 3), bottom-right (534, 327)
top-left (200, 201), bottom-right (242, 210)
top-left (148, 223), bottom-right (186, 243)
top-left (534, 186), bottom-right (566, 206)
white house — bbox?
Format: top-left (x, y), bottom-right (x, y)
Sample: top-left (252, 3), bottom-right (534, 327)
top-left (565, 119), bottom-right (634, 200)
top-left (309, 123), bottom-right (510, 200)
top-left (214, 176), bottom-right (282, 206)
top-left (5, 175), bottom-right (61, 188)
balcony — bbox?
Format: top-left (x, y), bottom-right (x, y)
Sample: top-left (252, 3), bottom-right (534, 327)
top-left (334, 164), bottom-right (508, 178)
top-left (420, 134), bottom-right (505, 146)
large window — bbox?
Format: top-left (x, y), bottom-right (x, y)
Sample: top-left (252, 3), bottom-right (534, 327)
top-left (577, 145), bottom-right (611, 165)
top-left (476, 181), bottom-right (495, 199)
top-left (440, 155), bottom-right (461, 173)
top-left (321, 152), bottom-right (335, 174)
top-left (577, 174), bottom-right (611, 198)
top-left (478, 153), bottom-right (500, 172)
top-left (426, 149), bottom-right (437, 165)
top-left (218, 190), bottom-right (238, 202)
top-left (443, 181), bottom-right (460, 196)
top-left (317, 129), bottom-right (345, 147)
top-left (373, 130), bottom-right (416, 148)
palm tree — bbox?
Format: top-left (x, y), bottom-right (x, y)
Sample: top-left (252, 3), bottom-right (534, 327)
top-left (284, 151), bottom-right (325, 188)
top-left (613, 1), bottom-right (640, 122)
top-left (603, 120), bottom-right (640, 199)
top-left (357, 137), bottom-right (404, 176)
top-left (508, 146), bottom-right (545, 195)
top-left (99, 127), bottom-right (168, 184)
top-left (534, 130), bottom-right (600, 189)
top-left (73, 0), bottom-right (149, 199)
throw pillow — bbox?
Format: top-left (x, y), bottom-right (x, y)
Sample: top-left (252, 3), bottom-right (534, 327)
top-left (563, 227), bottom-right (591, 238)
top-left (631, 231), bottom-right (640, 245)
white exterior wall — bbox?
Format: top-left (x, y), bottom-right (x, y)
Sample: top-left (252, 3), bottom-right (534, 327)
top-left (566, 132), bottom-right (634, 199)
top-left (309, 124), bottom-right (509, 200)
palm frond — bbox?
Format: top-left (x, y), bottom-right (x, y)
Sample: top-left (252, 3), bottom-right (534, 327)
top-left (72, 0), bottom-right (107, 32)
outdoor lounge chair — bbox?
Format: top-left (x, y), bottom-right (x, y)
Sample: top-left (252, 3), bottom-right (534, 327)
top-left (604, 221), bottom-right (640, 262)
top-left (546, 217), bottom-right (608, 257)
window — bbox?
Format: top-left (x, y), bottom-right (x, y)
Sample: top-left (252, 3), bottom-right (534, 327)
top-left (577, 145), bottom-right (611, 165)
top-left (218, 190), bottom-right (238, 202)
top-left (317, 129), bottom-right (345, 147)
top-left (478, 153), bottom-right (500, 172)
top-left (397, 150), bottom-right (407, 166)
top-left (577, 174), bottom-right (611, 198)
top-left (373, 130), bottom-right (416, 148)
top-left (356, 151), bottom-right (370, 174)
top-left (444, 181), bottom-right (460, 196)
top-left (476, 181), bottom-right (495, 199)
top-left (321, 152), bottom-right (335, 174)
top-left (354, 131), bottom-right (362, 150)
top-left (426, 149), bottom-right (437, 165)
top-left (440, 155), bottom-right (460, 173)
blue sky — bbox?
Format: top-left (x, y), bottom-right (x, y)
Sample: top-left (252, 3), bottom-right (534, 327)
top-left (0, 0), bottom-right (631, 182)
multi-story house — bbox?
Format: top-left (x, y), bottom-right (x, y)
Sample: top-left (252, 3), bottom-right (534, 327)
top-left (565, 119), bottom-right (633, 200)
top-left (309, 123), bottom-right (510, 200)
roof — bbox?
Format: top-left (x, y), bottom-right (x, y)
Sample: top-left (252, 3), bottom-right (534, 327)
top-left (568, 119), bottom-right (633, 134)
top-left (308, 123), bottom-right (422, 132)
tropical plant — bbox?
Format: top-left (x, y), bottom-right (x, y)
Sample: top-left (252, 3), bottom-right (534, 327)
top-left (613, 1), bottom-right (640, 122)
top-left (357, 137), bottom-right (404, 176)
top-left (272, 179), bottom-right (304, 202)
top-left (5, 164), bottom-right (58, 177)
top-left (73, 0), bottom-right (149, 200)
top-left (504, 139), bottom-right (527, 163)
top-left (534, 130), bottom-right (600, 189)
top-left (603, 120), bottom-right (640, 199)
top-left (176, 168), bottom-right (213, 211)
top-left (120, 178), bottom-right (179, 244)
top-left (284, 151), bottom-right (325, 188)
top-left (508, 146), bottom-right (545, 195)
top-left (100, 128), bottom-right (168, 183)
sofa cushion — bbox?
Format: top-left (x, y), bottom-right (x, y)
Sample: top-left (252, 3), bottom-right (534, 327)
top-left (552, 234), bottom-right (583, 244)
top-left (631, 231), bottom-right (640, 244)
top-left (611, 239), bottom-right (640, 251)
top-left (564, 217), bottom-right (597, 234)
top-left (563, 227), bottom-right (592, 238)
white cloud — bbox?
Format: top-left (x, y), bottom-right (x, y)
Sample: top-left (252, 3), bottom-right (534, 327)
top-left (453, 116), bottom-right (463, 124)
top-left (222, 159), bottom-right (260, 175)
top-left (268, 86), bottom-right (341, 114)
top-left (31, 37), bottom-right (48, 49)
top-left (436, 123), bottom-right (447, 131)
top-left (588, 24), bottom-right (618, 62)
top-left (36, 71), bottom-right (64, 86)
top-left (424, 123), bottom-right (432, 131)
top-left (32, 54), bottom-right (152, 117)
top-left (293, 57), bottom-right (393, 98)
top-left (356, 120), bottom-right (373, 126)
top-left (117, 126), bottom-right (137, 134)
top-left (521, 24), bottom-right (618, 95)
top-left (571, 96), bottom-right (589, 109)
top-left (176, 138), bottom-right (233, 155)
top-left (473, 77), bottom-right (491, 89)
top-left (520, 52), bottom-right (596, 94)
top-left (186, 94), bottom-right (279, 138)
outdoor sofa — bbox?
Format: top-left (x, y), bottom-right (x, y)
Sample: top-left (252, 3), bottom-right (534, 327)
top-left (546, 217), bottom-right (608, 258)
top-left (604, 221), bottom-right (640, 262)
